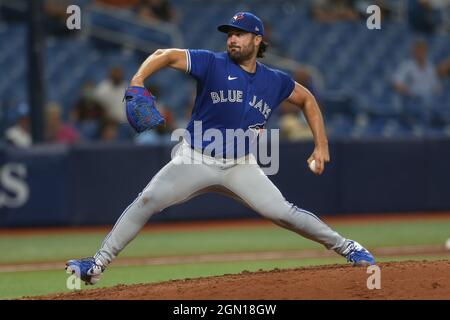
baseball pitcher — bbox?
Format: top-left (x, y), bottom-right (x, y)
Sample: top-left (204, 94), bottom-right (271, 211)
top-left (66, 12), bottom-right (375, 285)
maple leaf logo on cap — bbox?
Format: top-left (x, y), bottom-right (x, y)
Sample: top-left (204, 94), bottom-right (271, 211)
top-left (233, 13), bottom-right (245, 21)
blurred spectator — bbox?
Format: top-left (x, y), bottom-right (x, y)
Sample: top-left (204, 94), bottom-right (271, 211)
top-left (100, 119), bottom-right (120, 142)
top-left (137, 0), bottom-right (177, 23)
top-left (278, 102), bottom-right (313, 141)
top-left (312, 0), bottom-right (360, 22)
top-left (71, 81), bottom-right (107, 140)
top-left (45, 103), bottom-right (80, 144)
top-left (393, 39), bottom-right (442, 99)
top-left (408, 0), bottom-right (443, 33)
top-left (392, 39), bottom-right (450, 125)
top-left (94, 66), bottom-right (128, 124)
top-left (5, 103), bottom-right (31, 148)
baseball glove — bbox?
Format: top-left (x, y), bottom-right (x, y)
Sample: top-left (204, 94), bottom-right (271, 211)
top-left (124, 86), bottom-right (165, 133)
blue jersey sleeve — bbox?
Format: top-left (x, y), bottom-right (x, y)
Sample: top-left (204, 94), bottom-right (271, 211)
top-left (186, 49), bottom-right (215, 82)
top-left (276, 71), bottom-right (296, 103)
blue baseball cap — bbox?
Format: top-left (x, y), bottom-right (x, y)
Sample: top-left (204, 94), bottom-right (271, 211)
top-left (218, 12), bottom-right (264, 37)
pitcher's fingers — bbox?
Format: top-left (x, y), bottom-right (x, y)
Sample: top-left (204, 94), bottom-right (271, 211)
top-left (316, 158), bottom-right (325, 174)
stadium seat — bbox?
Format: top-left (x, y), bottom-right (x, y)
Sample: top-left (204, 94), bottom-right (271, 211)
top-left (1, 2), bottom-right (449, 139)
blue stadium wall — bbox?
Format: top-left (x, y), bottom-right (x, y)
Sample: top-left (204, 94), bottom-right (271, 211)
top-left (1, 139), bottom-right (450, 227)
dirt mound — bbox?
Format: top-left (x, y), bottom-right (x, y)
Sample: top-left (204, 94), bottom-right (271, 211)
top-left (33, 260), bottom-right (449, 300)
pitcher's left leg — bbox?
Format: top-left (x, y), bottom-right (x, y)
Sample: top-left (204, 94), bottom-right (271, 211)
top-left (222, 162), bottom-right (375, 265)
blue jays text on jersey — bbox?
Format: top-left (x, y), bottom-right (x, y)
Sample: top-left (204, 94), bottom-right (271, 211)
top-left (184, 49), bottom-right (295, 158)
top-left (210, 91), bottom-right (272, 120)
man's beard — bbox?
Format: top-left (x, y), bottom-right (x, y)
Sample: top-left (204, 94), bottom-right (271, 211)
top-left (227, 46), bottom-right (256, 63)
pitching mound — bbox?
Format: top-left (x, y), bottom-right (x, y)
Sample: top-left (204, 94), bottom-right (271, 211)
top-left (34, 260), bottom-right (449, 300)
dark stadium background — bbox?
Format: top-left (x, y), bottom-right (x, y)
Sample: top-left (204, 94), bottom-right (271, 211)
top-left (0, 0), bottom-right (449, 226)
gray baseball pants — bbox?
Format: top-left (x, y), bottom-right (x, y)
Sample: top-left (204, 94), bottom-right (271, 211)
top-left (95, 141), bottom-right (349, 266)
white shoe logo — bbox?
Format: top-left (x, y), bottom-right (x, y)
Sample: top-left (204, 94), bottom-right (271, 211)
top-left (228, 75), bottom-right (238, 80)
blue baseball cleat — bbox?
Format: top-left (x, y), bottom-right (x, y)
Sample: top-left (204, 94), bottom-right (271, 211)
top-left (343, 240), bottom-right (376, 266)
top-left (65, 257), bottom-right (105, 285)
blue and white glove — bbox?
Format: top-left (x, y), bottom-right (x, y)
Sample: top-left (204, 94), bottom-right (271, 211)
top-left (124, 86), bottom-right (165, 133)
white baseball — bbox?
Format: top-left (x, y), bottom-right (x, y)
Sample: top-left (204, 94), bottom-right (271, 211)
top-left (445, 238), bottom-right (450, 250)
top-left (309, 159), bottom-right (317, 173)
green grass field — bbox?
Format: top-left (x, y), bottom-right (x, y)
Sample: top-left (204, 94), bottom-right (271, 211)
top-left (0, 218), bottom-right (449, 299)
